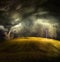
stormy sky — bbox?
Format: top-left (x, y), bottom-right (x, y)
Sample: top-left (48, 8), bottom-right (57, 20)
top-left (0, 0), bottom-right (60, 40)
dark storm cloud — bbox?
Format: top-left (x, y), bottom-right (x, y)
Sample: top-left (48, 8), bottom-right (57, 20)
top-left (0, 0), bottom-right (60, 40)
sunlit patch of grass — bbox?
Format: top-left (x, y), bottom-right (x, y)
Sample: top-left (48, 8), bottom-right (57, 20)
top-left (0, 37), bottom-right (60, 60)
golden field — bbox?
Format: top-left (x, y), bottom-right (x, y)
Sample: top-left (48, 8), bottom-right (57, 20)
top-left (0, 37), bottom-right (60, 62)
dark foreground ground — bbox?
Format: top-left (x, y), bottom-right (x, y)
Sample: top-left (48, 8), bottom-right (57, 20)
top-left (0, 37), bottom-right (60, 62)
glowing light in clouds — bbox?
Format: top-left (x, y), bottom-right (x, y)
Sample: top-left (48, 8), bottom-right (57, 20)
top-left (10, 12), bottom-right (21, 25)
top-left (0, 25), bottom-right (5, 30)
top-left (35, 19), bottom-right (57, 26)
top-left (10, 23), bottom-right (23, 33)
top-left (33, 19), bottom-right (57, 38)
top-left (14, 17), bottom-right (20, 22)
top-left (0, 25), bottom-right (8, 31)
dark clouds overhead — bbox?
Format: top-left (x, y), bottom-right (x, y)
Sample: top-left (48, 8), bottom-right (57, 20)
top-left (0, 0), bottom-right (60, 40)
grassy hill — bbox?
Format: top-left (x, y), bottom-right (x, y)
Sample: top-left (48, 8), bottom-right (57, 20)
top-left (0, 37), bottom-right (60, 62)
